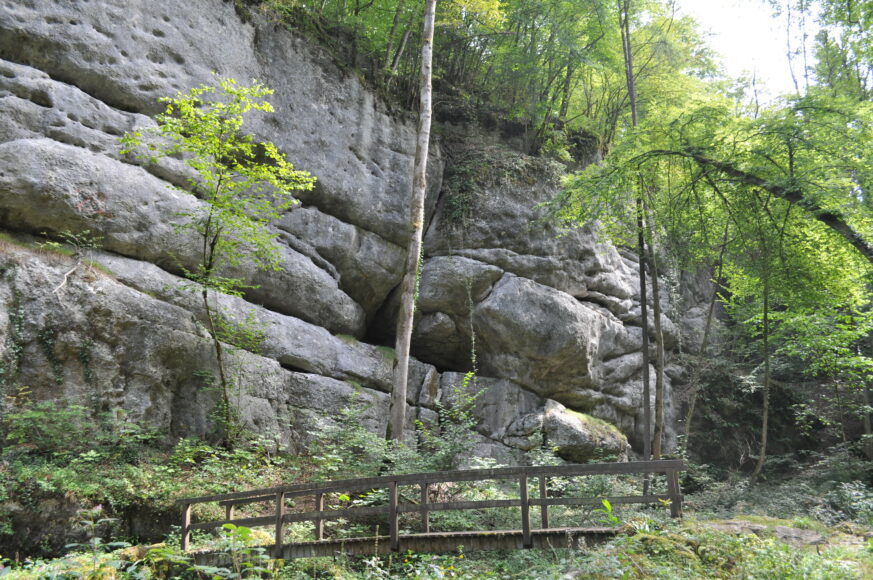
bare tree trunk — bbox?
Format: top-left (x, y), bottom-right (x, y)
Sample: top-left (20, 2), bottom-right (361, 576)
top-left (862, 384), bottom-right (873, 459)
top-left (636, 196), bottom-right (651, 463)
top-left (619, 0), bottom-right (650, 462)
top-left (619, 0), bottom-right (638, 127)
top-left (864, 333), bottom-right (873, 459)
top-left (384, 0), bottom-right (405, 69)
top-left (389, 0), bottom-right (436, 442)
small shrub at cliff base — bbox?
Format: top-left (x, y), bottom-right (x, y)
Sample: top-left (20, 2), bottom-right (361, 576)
top-left (415, 371), bottom-right (482, 471)
top-left (1, 394), bottom-right (94, 459)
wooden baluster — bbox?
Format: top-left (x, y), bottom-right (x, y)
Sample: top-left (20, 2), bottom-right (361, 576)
top-left (666, 468), bottom-right (682, 518)
top-left (181, 502), bottom-right (192, 552)
top-left (519, 475), bottom-right (531, 548)
top-left (389, 481), bottom-right (400, 552)
top-left (539, 475), bottom-right (549, 529)
top-left (314, 493), bottom-right (325, 540)
top-left (420, 483), bottom-right (430, 533)
top-left (274, 492), bottom-right (286, 558)
top-left (225, 503), bottom-right (234, 522)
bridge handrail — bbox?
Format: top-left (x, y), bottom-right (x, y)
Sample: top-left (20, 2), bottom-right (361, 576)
top-left (176, 459), bottom-right (685, 505)
top-left (177, 459), bottom-right (686, 554)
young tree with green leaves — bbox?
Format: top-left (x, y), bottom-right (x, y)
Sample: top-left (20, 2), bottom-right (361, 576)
top-left (121, 78), bottom-right (315, 443)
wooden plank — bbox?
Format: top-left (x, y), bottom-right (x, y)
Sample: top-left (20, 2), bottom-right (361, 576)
top-left (218, 494), bottom-right (277, 508)
top-left (398, 499), bottom-right (518, 513)
top-left (539, 476), bottom-right (549, 529)
top-left (529, 494), bottom-right (679, 508)
top-left (519, 475), bottom-right (531, 548)
top-left (264, 527), bottom-right (622, 559)
top-left (189, 515), bottom-right (274, 531)
top-left (282, 505), bottom-right (389, 524)
top-left (175, 460), bottom-right (686, 505)
top-left (181, 503), bottom-right (191, 552)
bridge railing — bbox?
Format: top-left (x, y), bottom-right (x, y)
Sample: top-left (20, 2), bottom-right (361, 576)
top-left (176, 459), bottom-right (685, 555)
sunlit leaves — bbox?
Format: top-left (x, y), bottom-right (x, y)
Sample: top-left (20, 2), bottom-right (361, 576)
top-left (121, 77), bottom-right (315, 283)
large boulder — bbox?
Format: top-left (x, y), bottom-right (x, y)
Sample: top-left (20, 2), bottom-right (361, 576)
top-left (0, 138), bottom-right (366, 336)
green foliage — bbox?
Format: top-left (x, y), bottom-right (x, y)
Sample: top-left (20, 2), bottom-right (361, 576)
top-left (824, 482), bottom-right (873, 527)
top-left (2, 389), bottom-right (94, 459)
top-left (310, 372), bottom-right (483, 481)
top-left (120, 77), bottom-right (314, 292)
top-left (594, 498), bottom-right (622, 527)
top-left (0, 290), bottom-right (25, 393)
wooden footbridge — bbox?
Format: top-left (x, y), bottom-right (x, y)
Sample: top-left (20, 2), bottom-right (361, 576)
top-left (177, 460), bottom-right (685, 558)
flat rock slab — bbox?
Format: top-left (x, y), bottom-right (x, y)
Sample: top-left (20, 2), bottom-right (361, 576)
top-left (774, 526), bottom-right (826, 547)
top-left (704, 521), bottom-right (767, 536)
top-left (704, 521), bottom-right (826, 548)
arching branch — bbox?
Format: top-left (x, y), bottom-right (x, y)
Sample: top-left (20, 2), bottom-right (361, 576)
top-left (641, 148), bottom-right (873, 266)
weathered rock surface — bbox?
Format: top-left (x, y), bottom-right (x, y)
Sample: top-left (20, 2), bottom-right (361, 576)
top-left (0, 0), bottom-right (698, 470)
top-left (0, 0), bottom-right (443, 247)
top-left (0, 242), bottom-right (431, 445)
top-left (415, 137), bottom-right (686, 451)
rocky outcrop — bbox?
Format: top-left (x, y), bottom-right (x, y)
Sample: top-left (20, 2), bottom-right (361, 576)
top-left (411, 137), bottom-right (682, 450)
top-left (0, 0), bottom-right (695, 462)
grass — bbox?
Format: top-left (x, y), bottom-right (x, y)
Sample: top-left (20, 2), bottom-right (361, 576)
top-left (3, 516), bottom-right (871, 579)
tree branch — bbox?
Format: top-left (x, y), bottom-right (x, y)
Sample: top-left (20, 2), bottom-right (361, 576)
top-left (641, 148), bottom-right (873, 266)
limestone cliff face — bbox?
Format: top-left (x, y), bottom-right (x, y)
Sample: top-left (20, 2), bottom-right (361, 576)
top-left (0, 0), bottom-right (696, 461)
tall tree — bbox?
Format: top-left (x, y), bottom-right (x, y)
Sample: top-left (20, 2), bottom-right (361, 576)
top-left (389, 0), bottom-right (437, 441)
top-left (618, 0), bottom-right (653, 462)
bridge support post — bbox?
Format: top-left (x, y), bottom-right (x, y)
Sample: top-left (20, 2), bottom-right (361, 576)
top-left (314, 493), bottom-right (325, 540)
top-left (420, 483), bottom-right (430, 533)
top-left (666, 469), bottom-right (682, 518)
top-left (519, 475), bottom-right (531, 548)
top-left (389, 481), bottom-right (400, 552)
top-left (539, 475), bottom-right (549, 529)
top-left (275, 492), bottom-right (286, 558)
top-left (181, 502), bottom-right (191, 552)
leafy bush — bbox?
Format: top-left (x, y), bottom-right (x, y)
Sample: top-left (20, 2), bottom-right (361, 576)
top-left (822, 481), bottom-right (873, 526)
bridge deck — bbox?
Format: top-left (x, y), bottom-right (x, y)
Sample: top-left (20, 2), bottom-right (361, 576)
top-left (285, 526), bottom-right (620, 557)
top-left (191, 527), bottom-right (621, 563)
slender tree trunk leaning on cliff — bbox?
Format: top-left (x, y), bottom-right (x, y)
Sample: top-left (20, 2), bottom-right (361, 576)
top-left (682, 225), bottom-right (729, 451)
top-left (619, 0), bottom-right (652, 461)
top-left (200, 204), bottom-right (233, 441)
top-left (750, 277), bottom-right (771, 484)
top-left (864, 333), bottom-right (873, 459)
top-left (389, 0), bottom-right (436, 442)
top-left (646, 219), bottom-right (666, 459)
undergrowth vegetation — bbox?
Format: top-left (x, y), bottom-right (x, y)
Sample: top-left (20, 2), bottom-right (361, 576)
top-left (2, 378), bottom-right (873, 578)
